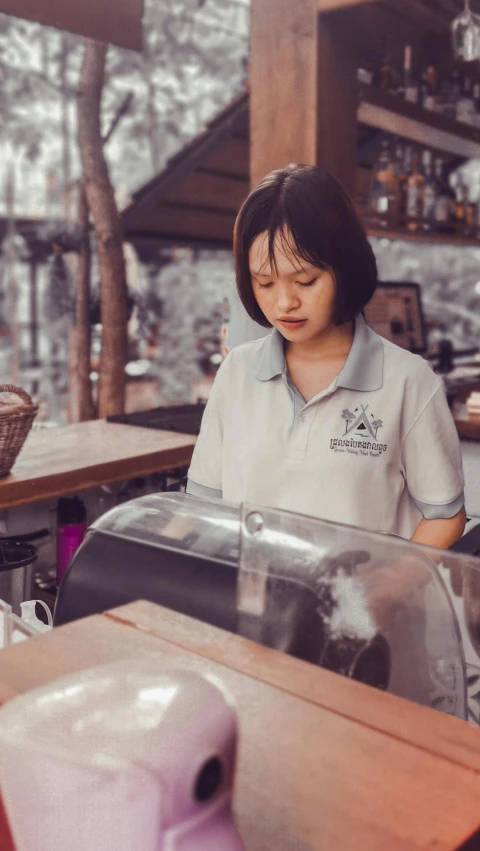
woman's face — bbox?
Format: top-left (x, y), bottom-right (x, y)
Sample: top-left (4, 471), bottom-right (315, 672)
top-left (249, 230), bottom-right (337, 344)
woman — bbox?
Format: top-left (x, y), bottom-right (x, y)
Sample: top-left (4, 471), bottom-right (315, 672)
top-left (187, 164), bottom-right (465, 548)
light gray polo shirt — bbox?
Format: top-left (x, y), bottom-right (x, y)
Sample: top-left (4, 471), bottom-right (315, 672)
top-left (187, 315), bottom-right (464, 538)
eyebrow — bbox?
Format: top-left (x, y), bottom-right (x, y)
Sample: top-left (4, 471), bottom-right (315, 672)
top-left (251, 266), bottom-right (314, 277)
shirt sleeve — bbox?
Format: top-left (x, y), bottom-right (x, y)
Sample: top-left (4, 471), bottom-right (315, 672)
top-left (186, 354), bottom-right (231, 495)
top-left (402, 384), bottom-right (465, 520)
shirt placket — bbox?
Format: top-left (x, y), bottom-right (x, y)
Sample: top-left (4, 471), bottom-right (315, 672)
top-left (284, 373), bottom-right (338, 459)
top-left (288, 404), bottom-right (317, 459)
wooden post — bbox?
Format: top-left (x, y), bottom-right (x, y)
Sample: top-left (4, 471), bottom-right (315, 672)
top-left (29, 261), bottom-right (38, 364)
top-left (250, 0), bottom-right (364, 195)
top-left (316, 10), bottom-right (359, 194)
top-left (250, 0), bottom-right (319, 187)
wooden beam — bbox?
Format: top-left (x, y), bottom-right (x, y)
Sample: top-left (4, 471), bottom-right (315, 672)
top-left (0, 0), bottom-right (143, 50)
top-left (250, 0), bottom-right (319, 186)
top-left (250, 0), bottom-right (360, 195)
top-left (317, 0), bottom-right (377, 9)
top-left (381, 0), bottom-right (448, 32)
top-left (316, 10), bottom-right (359, 194)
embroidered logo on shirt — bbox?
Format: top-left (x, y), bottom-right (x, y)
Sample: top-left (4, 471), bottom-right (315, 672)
top-left (330, 405), bottom-right (388, 457)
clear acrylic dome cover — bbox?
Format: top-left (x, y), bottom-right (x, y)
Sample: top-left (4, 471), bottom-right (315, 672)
top-left (93, 493), bottom-right (478, 720)
top-left (94, 491), bottom-right (241, 566)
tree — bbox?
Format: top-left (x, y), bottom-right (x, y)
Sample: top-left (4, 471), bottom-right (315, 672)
top-left (77, 39), bottom-right (128, 417)
top-left (75, 182), bottom-right (95, 420)
top-left (0, 1), bottom-right (249, 418)
top-left (341, 408), bottom-right (355, 434)
top-left (3, 171), bottom-right (20, 385)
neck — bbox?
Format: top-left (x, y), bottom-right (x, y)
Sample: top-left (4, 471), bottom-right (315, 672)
top-left (285, 319), bottom-right (355, 361)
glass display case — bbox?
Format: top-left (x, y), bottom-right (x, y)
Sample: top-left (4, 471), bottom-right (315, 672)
top-left (55, 492), bottom-right (480, 722)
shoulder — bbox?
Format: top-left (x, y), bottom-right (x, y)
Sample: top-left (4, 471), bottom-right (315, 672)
top-left (225, 335), bottom-right (272, 369)
top-left (379, 335), bottom-right (442, 393)
top-left (211, 335), bottom-right (269, 392)
top-left (229, 335), bottom-right (271, 357)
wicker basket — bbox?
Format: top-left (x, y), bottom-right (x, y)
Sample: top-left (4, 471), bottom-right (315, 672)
top-left (0, 385), bottom-right (39, 478)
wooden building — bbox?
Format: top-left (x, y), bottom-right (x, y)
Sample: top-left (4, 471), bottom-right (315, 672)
top-left (122, 0), bottom-right (480, 255)
top-left (122, 93), bottom-right (249, 253)
top-left (0, 0), bottom-right (143, 50)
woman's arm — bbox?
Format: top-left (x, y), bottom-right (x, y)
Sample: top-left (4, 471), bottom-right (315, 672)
top-left (410, 507), bottom-right (466, 549)
top-left (363, 508), bottom-right (466, 633)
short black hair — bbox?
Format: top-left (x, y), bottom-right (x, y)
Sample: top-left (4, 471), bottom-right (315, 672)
top-left (233, 163), bottom-right (378, 328)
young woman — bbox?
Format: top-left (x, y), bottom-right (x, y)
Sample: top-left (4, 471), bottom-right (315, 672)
top-left (187, 164), bottom-right (465, 549)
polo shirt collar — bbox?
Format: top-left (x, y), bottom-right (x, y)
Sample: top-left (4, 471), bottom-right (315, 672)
top-left (255, 313), bottom-right (384, 392)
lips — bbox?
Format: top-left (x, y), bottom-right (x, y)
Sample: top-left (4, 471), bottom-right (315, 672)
top-left (278, 319), bottom-right (307, 329)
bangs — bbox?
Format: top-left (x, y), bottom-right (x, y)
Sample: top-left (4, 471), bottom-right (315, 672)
top-left (265, 222), bottom-right (331, 279)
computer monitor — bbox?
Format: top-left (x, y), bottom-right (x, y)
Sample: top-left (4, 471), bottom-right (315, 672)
top-left (364, 282), bottom-right (427, 354)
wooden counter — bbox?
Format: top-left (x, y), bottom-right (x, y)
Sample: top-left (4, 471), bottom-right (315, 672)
top-left (0, 420), bottom-right (196, 510)
top-left (1, 601), bottom-right (480, 850)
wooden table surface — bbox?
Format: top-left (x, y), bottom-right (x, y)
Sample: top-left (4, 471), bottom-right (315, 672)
top-left (0, 420), bottom-right (196, 509)
top-left (1, 601), bottom-right (480, 850)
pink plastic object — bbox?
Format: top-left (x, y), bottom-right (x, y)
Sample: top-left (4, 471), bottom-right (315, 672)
top-left (0, 662), bottom-right (246, 851)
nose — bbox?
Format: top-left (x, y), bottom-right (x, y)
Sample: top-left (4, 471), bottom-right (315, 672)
top-left (275, 282), bottom-right (301, 314)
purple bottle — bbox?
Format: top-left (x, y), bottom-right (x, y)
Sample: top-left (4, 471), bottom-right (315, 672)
top-left (56, 496), bottom-right (87, 586)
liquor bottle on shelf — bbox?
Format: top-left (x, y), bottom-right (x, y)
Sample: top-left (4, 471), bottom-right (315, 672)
top-left (475, 199), bottom-right (480, 240)
top-left (420, 63), bottom-right (438, 112)
top-left (405, 148), bottom-right (424, 232)
top-left (457, 75), bottom-right (475, 125)
top-left (474, 82), bottom-right (480, 128)
top-left (369, 139), bottom-right (400, 228)
top-left (464, 198), bottom-right (477, 237)
top-left (421, 150), bottom-right (437, 232)
top-left (373, 37), bottom-right (399, 94)
top-left (395, 142), bottom-right (411, 227)
top-left (402, 45), bottom-right (419, 104)
top-left (442, 70), bottom-right (461, 120)
top-left (439, 77), bottom-right (453, 120)
top-left (433, 158), bottom-right (455, 234)
top-left (462, 180), bottom-right (477, 237)
top-left (451, 174), bottom-right (468, 233)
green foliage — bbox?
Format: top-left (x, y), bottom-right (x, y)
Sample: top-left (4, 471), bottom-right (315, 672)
top-left (0, 0), bottom-right (249, 215)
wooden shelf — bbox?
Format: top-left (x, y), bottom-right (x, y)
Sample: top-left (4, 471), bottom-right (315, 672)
top-left (358, 82), bottom-right (480, 158)
top-left (365, 225), bottom-right (480, 247)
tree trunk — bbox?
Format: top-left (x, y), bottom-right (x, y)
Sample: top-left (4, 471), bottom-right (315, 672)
top-left (77, 38), bottom-right (127, 418)
top-left (76, 181), bottom-right (95, 421)
top-left (67, 322), bottom-right (79, 423)
top-left (5, 172), bottom-right (20, 387)
top-left (60, 34), bottom-right (72, 221)
top-left (144, 70), bottom-right (161, 173)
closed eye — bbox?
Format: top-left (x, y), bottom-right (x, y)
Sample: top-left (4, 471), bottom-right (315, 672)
top-left (257, 278), bottom-right (316, 289)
